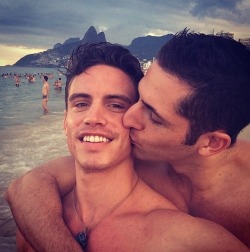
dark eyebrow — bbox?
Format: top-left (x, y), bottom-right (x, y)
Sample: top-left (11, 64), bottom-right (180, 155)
top-left (68, 93), bottom-right (91, 102)
top-left (141, 99), bottom-right (171, 126)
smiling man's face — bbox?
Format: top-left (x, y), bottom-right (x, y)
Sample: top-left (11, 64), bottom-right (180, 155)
top-left (64, 64), bottom-right (137, 172)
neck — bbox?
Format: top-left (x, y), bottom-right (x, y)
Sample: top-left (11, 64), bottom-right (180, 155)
top-left (74, 160), bottom-right (138, 228)
top-left (171, 147), bottom-right (238, 193)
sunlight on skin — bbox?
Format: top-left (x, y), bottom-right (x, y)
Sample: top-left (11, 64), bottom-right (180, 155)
top-left (0, 44), bottom-right (46, 66)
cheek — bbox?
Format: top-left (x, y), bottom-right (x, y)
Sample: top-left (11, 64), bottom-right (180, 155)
top-left (144, 127), bottom-right (165, 146)
top-left (64, 121), bottom-right (68, 136)
top-left (64, 116), bottom-right (79, 139)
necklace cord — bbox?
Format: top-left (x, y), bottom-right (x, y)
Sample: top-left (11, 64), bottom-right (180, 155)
top-left (73, 175), bottom-right (140, 233)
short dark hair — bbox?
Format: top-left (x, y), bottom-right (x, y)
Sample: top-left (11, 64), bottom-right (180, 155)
top-left (65, 42), bottom-right (143, 110)
top-left (43, 75), bottom-right (48, 81)
top-left (157, 28), bottom-right (250, 145)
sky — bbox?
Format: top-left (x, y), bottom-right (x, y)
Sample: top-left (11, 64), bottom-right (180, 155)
top-left (0, 0), bottom-right (250, 66)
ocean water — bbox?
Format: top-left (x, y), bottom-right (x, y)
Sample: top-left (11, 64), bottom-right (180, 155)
top-left (0, 66), bottom-right (70, 251)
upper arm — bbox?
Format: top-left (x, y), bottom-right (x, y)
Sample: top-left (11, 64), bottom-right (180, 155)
top-left (28, 155), bottom-right (76, 196)
top-left (5, 155), bottom-right (76, 207)
top-left (5, 156), bottom-right (81, 252)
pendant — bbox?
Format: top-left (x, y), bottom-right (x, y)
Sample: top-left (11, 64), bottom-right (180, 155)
top-left (75, 229), bottom-right (88, 250)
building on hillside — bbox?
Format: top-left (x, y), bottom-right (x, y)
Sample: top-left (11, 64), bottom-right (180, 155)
top-left (140, 58), bottom-right (155, 74)
top-left (216, 31), bottom-right (234, 39)
top-left (239, 38), bottom-right (250, 50)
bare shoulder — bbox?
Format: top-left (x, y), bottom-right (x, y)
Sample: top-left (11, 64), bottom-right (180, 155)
top-left (145, 210), bottom-right (248, 251)
top-left (130, 180), bottom-right (247, 251)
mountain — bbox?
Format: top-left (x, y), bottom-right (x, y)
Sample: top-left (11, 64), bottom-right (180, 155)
top-left (126, 34), bottom-right (174, 60)
top-left (14, 26), bottom-right (173, 67)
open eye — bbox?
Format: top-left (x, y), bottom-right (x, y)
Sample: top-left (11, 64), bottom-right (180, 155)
top-left (110, 103), bottom-right (125, 109)
top-left (107, 102), bottom-right (128, 112)
top-left (75, 102), bottom-right (88, 108)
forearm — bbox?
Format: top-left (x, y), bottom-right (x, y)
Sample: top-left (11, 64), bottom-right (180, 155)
top-left (5, 158), bottom-right (81, 252)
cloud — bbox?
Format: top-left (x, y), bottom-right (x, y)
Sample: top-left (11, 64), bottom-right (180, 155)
top-left (145, 29), bottom-right (174, 36)
top-left (189, 0), bottom-right (250, 24)
top-left (0, 44), bottom-right (45, 66)
top-left (0, 0), bottom-right (250, 66)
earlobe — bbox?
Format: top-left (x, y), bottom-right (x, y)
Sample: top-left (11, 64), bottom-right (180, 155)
top-left (198, 132), bottom-right (231, 156)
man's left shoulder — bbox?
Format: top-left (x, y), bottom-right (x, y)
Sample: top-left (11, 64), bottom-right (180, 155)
top-left (147, 211), bottom-right (249, 251)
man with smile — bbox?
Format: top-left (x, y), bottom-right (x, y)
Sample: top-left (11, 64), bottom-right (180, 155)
top-left (64, 65), bottom-right (136, 171)
top-left (6, 30), bottom-right (250, 250)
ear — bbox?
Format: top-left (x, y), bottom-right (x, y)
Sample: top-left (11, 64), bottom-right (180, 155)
top-left (63, 110), bottom-right (68, 136)
top-left (198, 131), bottom-right (231, 156)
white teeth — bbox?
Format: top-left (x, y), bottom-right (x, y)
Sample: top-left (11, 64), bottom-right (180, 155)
top-left (82, 135), bottom-right (110, 143)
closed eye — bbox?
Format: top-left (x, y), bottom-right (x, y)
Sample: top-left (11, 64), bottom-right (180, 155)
top-left (141, 99), bottom-right (170, 127)
top-left (148, 110), bottom-right (163, 125)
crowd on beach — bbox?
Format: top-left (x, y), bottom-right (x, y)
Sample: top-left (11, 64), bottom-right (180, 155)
top-left (1, 71), bottom-right (65, 114)
top-left (1, 72), bottom-right (63, 87)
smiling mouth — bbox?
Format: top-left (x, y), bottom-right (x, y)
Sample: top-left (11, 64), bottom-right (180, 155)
top-left (80, 135), bottom-right (111, 143)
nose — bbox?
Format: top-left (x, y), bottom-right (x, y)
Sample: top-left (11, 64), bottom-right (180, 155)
top-left (123, 102), bottom-right (144, 130)
top-left (83, 104), bottom-right (108, 126)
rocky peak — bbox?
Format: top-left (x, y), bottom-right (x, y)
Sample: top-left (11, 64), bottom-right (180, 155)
top-left (81, 26), bottom-right (106, 44)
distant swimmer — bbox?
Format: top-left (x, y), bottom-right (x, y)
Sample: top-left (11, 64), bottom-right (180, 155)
top-left (14, 75), bottom-right (20, 86)
top-left (41, 76), bottom-right (50, 113)
top-left (28, 75), bottom-right (35, 83)
top-left (54, 77), bottom-right (62, 90)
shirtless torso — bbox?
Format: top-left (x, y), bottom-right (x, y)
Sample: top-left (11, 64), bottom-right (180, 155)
top-left (9, 140), bottom-right (250, 250)
top-left (41, 79), bottom-right (49, 113)
top-left (42, 82), bottom-right (49, 96)
top-left (62, 177), bottom-right (246, 251)
top-left (136, 139), bottom-right (250, 247)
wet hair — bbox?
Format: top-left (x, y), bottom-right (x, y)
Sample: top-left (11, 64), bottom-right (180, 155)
top-left (65, 42), bottom-right (143, 110)
top-left (43, 75), bottom-right (48, 81)
top-left (157, 28), bottom-right (250, 145)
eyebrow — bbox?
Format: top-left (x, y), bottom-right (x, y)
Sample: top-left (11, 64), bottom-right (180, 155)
top-left (141, 99), bottom-right (172, 126)
top-left (68, 93), bottom-right (133, 105)
top-left (68, 93), bottom-right (90, 102)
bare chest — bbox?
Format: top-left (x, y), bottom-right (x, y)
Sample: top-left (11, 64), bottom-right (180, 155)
top-left (86, 218), bottom-right (155, 252)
